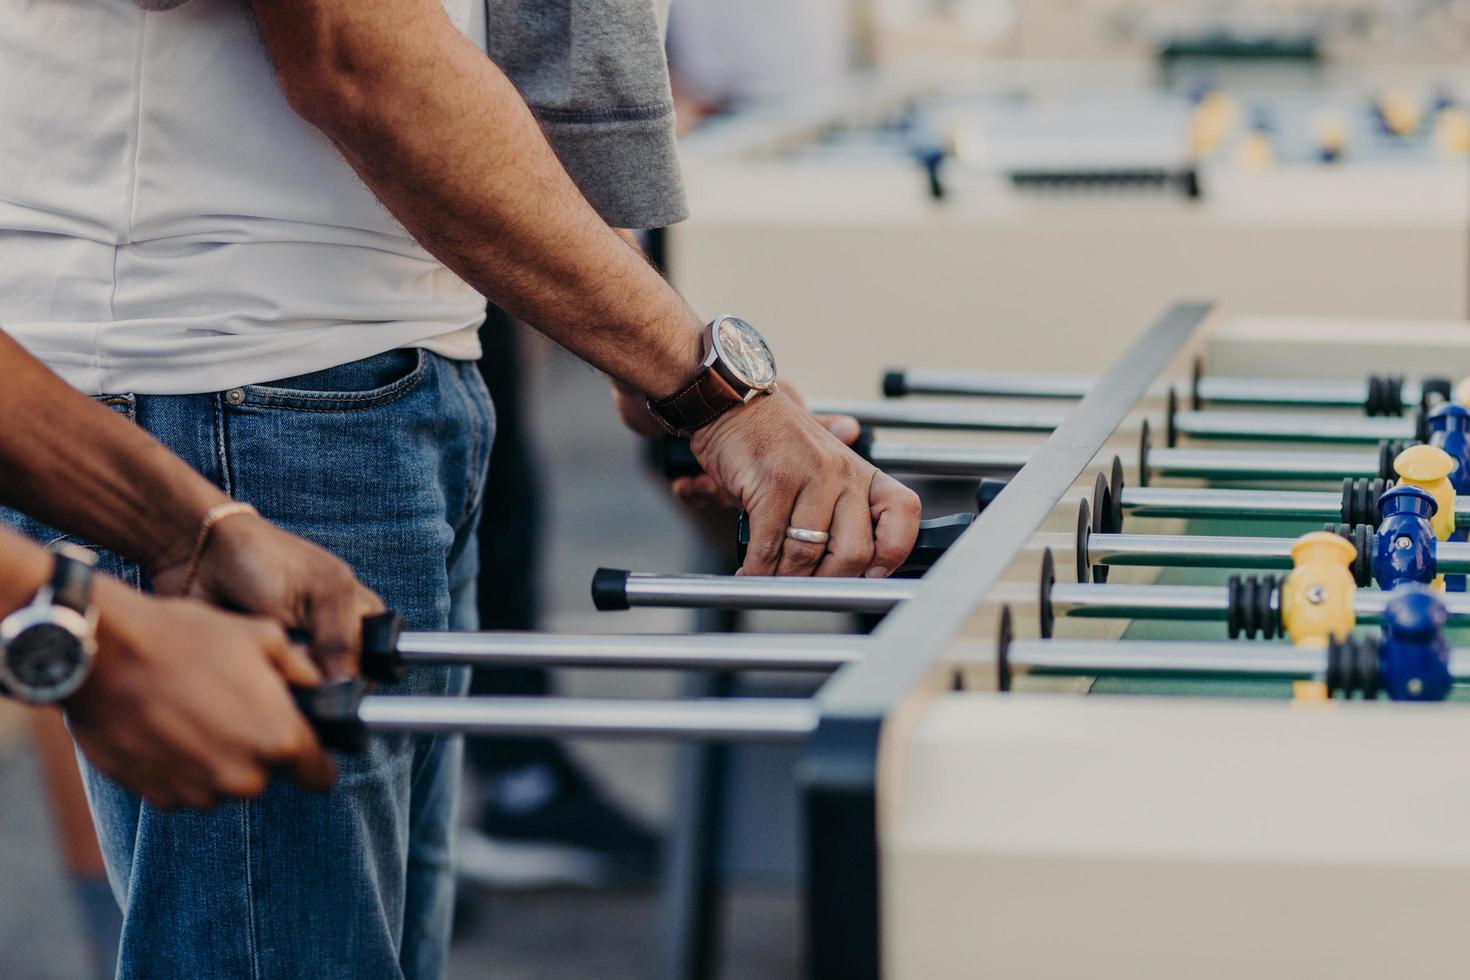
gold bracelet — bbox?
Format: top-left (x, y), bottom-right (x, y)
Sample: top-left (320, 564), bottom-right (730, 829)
top-left (179, 502), bottom-right (258, 596)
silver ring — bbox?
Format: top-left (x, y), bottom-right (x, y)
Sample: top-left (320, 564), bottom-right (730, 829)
top-left (786, 526), bottom-right (831, 545)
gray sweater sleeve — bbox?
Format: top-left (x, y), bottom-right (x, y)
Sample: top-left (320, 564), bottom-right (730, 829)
top-left (485, 1), bottom-right (688, 229)
top-left (135, 0), bottom-right (689, 229)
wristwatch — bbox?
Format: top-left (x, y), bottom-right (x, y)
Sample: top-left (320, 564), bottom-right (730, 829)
top-left (647, 315), bottom-right (779, 436)
top-left (0, 544), bottom-right (99, 704)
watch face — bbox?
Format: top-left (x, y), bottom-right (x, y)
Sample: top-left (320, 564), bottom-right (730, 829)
top-left (713, 317), bottom-right (777, 391)
top-left (6, 622), bottom-right (88, 699)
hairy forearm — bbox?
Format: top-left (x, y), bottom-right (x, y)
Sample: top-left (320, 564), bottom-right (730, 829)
top-left (0, 333), bottom-right (228, 572)
top-left (253, 0), bottom-right (703, 398)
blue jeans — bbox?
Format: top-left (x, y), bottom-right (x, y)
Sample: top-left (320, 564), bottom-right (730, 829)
top-left (4, 348), bottom-right (494, 979)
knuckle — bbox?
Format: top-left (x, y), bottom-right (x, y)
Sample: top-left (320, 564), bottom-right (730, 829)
top-left (783, 540), bottom-right (825, 565)
top-left (875, 536), bottom-right (910, 562)
top-left (833, 540), bottom-right (874, 567)
top-left (768, 476), bottom-right (800, 501)
top-left (749, 540), bottom-right (782, 565)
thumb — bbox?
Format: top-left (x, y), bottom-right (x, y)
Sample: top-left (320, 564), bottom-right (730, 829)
top-left (817, 413), bottom-right (861, 446)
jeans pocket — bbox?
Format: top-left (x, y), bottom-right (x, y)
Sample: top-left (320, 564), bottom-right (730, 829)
top-left (93, 392), bottom-right (137, 422)
top-left (237, 348), bottom-right (428, 413)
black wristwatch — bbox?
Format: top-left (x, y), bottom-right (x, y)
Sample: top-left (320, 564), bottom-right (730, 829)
top-left (0, 544), bottom-right (99, 704)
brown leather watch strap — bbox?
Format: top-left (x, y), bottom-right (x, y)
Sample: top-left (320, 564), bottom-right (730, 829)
top-left (649, 366), bottom-right (745, 435)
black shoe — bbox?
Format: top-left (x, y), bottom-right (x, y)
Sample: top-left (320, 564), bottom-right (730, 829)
top-left (458, 755), bottom-right (661, 890)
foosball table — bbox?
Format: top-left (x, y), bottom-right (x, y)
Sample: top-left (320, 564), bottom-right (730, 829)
top-left (292, 302), bottom-right (1470, 978)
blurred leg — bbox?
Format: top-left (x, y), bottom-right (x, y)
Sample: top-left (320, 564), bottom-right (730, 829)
top-left (31, 709), bottom-right (120, 980)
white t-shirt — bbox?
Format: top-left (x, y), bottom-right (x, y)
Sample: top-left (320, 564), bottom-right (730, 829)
top-left (0, 0), bottom-right (485, 395)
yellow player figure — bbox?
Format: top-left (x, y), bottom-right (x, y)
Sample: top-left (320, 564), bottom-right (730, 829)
top-left (1393, 444), bottom-right (1456, 590)
top-left (1376, 91), bottom-right (1423, 138)
top-left (1394, 445), bottom-right (1457, 541)
top-left (1281, 532), bottom-right (1359, 648)
top-left (1436, 105), bottom-right (1470, 155)
top-left (1237, 130), bottom-right (1274, 170)
top-left (1189, 91), bottom-right (1239, 160)
top-left (1454, 375), bottom-right (1470, 410)
top-left (1316, 112), bottom-right (1348, 163)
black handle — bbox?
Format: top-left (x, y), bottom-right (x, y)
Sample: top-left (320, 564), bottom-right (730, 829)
top-left (650, 427), bottom-right (876, 481)
top-left (591, 568), bottom-right (632, 611)
top-left (292, 679), bottom-right (370, 752)
top-left (286, 611), bottom-right (406, 685)
top-left (976, 478), bottom-right (1008, 514)
top-left (736, 511), bottom-right (975, 577)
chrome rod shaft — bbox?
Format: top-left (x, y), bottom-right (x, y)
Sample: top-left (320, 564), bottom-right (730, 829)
top-left (890, 369), bottom-right (1098, 400)
top-left (1050, 583), bottom-right (1243, 621)
top-left (1012, 639), bottom-right (1319, 680)
top-left (1197, 376), bottom-right (1421, 409)
top-left (394, 632), bottom-right (861, 671)
top-left (357, 696), bottom-right (818, 741)
top-left (809, 399), bottom-right (1068, 433)
top-left (1121, 486), bottom-right (1342, 521)
top-left (1441, 542), bottom-right (1470, 573)
top-left (1051, 583), bottom-right (1470, 622)
top-left (1091, 533), bottom-right (1470, 575)
top-left (1089, 532), bottom-right (1296, 569)
top-left (890, 369), bottom-right (1424, 409)
top-left (1148, 447), bottom-right (1379, 481)
top-left (1120, 486), bottom-right (1470, 524)
top-left (1008, 638), bottom-right (1470, 681)
top-left (622, 573), bottom-right (917, 613)
top-left (1173, 410), bottom-right (1414, 445)
top-left (868, 441), bottom-right (1038, 477)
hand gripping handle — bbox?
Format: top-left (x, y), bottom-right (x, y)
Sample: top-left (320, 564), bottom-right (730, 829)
top-left (291, 679), bottom-right (370, 752)
top-left (736, 511), bottom-right (975, 577)
top-left (651, 427), bottom-right (876, 481)
top-left (286, 611), bottom-right (406, 685)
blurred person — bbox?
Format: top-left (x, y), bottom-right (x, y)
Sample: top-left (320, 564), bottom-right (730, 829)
top-left (2, 3), bottom-right (920, 980)
top-left (668, 0), bottom-right (858, 129)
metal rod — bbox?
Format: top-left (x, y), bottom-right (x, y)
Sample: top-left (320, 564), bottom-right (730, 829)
top-left (1173, 410), bottom-right (1413, 445)
top-left (818, 438), bottom-right (1391, 487)
top-left (1051, 582), bottom-right (1470, 622)
top-left (888, 368), bottom-right (1423, 410)
top-left (1012, 638), bottom-right (1321, 680)
top-left (357, 696), bottom-right (818, 741)
top-left (1120, 486), bottom-right (1340, 521)
top-left (622, 573), bottom-right (917, 613)
top-left (1088, 532), bottom-right (1470, 576)
top-left (1122, 486), bottom-right (1348, 520)
top-left (1197, 376), bottom-right (1420, 410)
top-left (868, 441), bottom-right (1037, 477)
top-left (888, 369), bottom-right (1098, 400)
top-left (1088, 532), bottom-right (1296, 569)
top-left (1050, 583), bottom-right (1246, 622)
top-left (1148, 446), bottom-right (1379, 481)
top-left (1120, 486), bottom-right (1470, 523)
top-left (394, 632), bottom-right (861, 671)
top-left (1008, 638), bottom-right (1470, 682)
top-left (808, 399), bottom-right (1068, 433)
